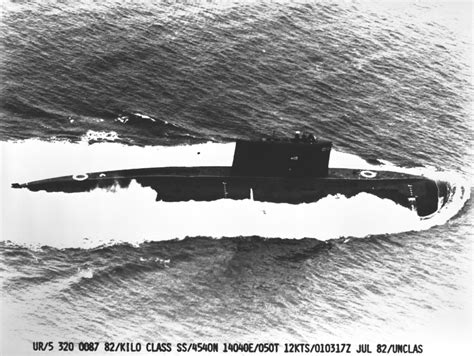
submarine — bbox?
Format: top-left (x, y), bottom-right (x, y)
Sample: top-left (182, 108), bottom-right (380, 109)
top-left (11, 133), bottom-right (451, 217)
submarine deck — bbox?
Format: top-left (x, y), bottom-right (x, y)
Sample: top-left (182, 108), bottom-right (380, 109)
top-left (13, 166), bottom-right (426, 187)
top-left (11, 166), bottom-right (447, 217)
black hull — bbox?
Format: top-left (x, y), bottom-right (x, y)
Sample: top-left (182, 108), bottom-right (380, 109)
top-left (12, 167), bottom-right (450, 217)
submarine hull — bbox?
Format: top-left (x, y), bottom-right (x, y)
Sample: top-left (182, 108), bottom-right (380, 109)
top-left (12, 167), bottom-right (450, 217)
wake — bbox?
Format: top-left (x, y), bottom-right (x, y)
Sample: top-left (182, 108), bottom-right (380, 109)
top-left (1, 140), bottom-right (470, 249)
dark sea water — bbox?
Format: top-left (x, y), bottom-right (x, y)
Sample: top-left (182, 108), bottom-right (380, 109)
top-left (1, 0), bottom-right (472, 355)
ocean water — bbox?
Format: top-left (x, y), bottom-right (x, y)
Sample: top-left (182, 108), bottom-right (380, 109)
top-left (0, 0), bottom-right (472, 355)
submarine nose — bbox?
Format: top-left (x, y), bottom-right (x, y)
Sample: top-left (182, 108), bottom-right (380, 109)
top-left (436, 180), bottom-right (451, 209)
top-left (416, 178), bottom-right (452, 218)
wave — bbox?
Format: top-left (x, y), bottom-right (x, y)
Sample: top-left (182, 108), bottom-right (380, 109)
top-left (1, 140), bottom-right (470, 249)
top-left (69, 258), bottom-right (170, 290)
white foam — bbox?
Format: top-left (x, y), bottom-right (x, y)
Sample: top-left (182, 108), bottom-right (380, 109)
top-left (0, 140), bottom-right (470, 249)
top-left (81, 130), bottom-right (120, 143)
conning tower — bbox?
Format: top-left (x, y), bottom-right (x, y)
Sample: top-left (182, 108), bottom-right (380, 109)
top-left (231, 136), bottom-right (332, 177)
